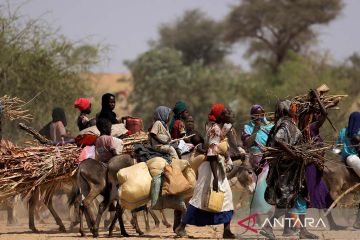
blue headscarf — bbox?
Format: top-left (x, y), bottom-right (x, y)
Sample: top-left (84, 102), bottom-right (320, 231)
top-left (154, 106), bottom-right (172, 128)
top-left (348, 112), bottom-right (360, 138)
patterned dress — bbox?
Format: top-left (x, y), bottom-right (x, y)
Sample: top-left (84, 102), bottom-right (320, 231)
top-left (182, 123), bottom-right (234, 226)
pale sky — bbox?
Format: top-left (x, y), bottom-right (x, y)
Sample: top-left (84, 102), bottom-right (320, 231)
top-left (12, 0), bottom-right (360, 73)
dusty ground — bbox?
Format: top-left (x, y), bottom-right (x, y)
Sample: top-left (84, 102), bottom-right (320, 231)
top-left (0, 207), bottom-right (360, 240)
top-left (1, 196), bottom-right (360, 239)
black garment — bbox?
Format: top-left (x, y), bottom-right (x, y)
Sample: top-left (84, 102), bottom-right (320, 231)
top-left (77, 113), bottom-right (94, 131)
top-left (133, 144), bottom-right (171, 163)
top-left (52, 107), bottom-right (67, 127)
top-left (99, 93), bottom-right (118, 124)
top-left (97, 110), bottom-right (118, 124)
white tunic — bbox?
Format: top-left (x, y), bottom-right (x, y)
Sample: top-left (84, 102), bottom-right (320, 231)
top-left (189, 161), bottom-right (234, 212)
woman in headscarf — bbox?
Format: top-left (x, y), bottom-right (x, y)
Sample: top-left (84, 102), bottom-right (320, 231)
top-left (260, 100), bottom-right (318, 239)
top-left (149, 106), bottom-right (178, 160)
top-left (175, 103), bottom-right (235, 239)
top-left (74, 98), bottom-right (93, 131)
top-left (170, 101), bottom-right (190, 139)
top-left (337, 112), bottom-right (360, 173)
top-left (98, 93), bottom-right (119, 124)
top-left (304, 90), bottom-right (345, 230)
top-left (39, 108), bottom-right (73, 144)
top-left (241, 104), bottom-right (274, 223)
top-left (50, 107), bottom-right (68, 143)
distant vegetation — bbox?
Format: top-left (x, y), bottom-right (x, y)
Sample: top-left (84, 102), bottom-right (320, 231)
top-left (129, 0), bottom-right (359, 139)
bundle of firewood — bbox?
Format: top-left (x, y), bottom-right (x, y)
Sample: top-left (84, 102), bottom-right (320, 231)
top-left (263, 143), bottom-right (331, 170)
top-left (121, 131), bottom-right (149, 154)
top-left (0, 140), bottom-right (80, 201)
top-left (0, 95), bottom-right (32, 121)
top-left (290, 84), bottom-right (347, 116)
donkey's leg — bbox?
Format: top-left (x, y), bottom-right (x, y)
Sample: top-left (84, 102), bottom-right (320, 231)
top-left (148, 208), bottom-right (160, 228)
top-left (82, 182), bottom-right (103, 237)
top-left (108, 209), bottom-right (118, 237)
top-left (79, 204), bottom-right (86, 237)
top-left (28, 188), bottom-right (39, 233)
top-left (131, 210), bottom-right (144, 235)
top-left (117, 204), bottom-right (129, 237)
top-left (159, 209), bottom-right (171, 228)
top-left (354, 203), bottom-right (360, 229)
top-left (93, 198), bottom-right (109, 237)
top-left (7, 204), bottom-right (17, 225)
top-left (46, 195), bottom-right (66, 232)
top-left (70, 195), bottom-right (81, 230)
top-left (173, 210), bottom-right (183, 233)
top-left (143, 207), bottom-right (151, 232)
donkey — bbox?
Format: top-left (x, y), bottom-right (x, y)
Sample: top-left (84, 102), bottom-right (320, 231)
top-left (322, 151), bottom-right (360, 228)
top-left (0, 196), bottom-right (19, 225)
top-left (77, 155), bottom-right (156, 237)
top-left (28, 174), bottom-right (79, 233)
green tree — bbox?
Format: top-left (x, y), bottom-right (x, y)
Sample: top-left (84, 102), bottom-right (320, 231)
top-left (224, 0), bottom-right (343, 73)
top-left (0, 4), bottom-right (100, 141)
top-left (128, 48), bottom-right (245, 131)
top-left (153, 9), bottom-right (230, 66)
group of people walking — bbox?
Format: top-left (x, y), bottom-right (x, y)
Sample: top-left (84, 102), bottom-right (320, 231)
top-left (40, 91), bottom-right (359, 239)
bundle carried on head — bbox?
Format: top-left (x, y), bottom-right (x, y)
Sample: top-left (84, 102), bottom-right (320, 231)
top-left (289, 84), bottom-right (347, 140)
top-left (0, 140), bottom-right (80, 201)
top-left (290, 84), bottom-right (347, 117)
top-left (0, 95), bottom-right (32, 121)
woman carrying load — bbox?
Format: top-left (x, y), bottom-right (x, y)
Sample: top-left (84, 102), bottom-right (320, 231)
top-left (175, 103), bottom-right (235, 239)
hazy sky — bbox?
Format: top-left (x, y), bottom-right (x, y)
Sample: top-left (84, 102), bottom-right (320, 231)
top-left (13, 0), bottom-right (360, 72)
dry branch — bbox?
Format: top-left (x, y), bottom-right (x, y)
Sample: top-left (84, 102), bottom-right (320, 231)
top-left (0, 95), bottom-right (32, 121)
top-left (0, 140), bottom-right (80, 201)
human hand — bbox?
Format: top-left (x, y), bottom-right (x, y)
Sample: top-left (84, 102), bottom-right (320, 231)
top-left (254, 120), bottom-right (261, 132)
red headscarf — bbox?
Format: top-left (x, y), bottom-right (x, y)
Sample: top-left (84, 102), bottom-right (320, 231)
top-left (208, 103), bottom-right (225, 122)
top-left (74, 98), bottom-right (91, 111)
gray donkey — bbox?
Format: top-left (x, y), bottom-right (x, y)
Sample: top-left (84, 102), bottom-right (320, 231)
top-left (76, 155), bottom-right (163, 237)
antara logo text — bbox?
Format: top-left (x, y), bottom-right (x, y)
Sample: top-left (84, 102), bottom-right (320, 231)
top-left (237, 214), bottom-right (327, 233)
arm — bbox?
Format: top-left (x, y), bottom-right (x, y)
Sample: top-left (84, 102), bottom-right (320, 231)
top-left (208, 155), bottom-right (219, 191)
top-left (243, 122), bottom-right (261, 148)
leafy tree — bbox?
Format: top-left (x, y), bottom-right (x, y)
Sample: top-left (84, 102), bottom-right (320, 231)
top-left (0, 4), bottom-right (100, 141)
top-left (153, 9), bottom-right (230, 66)
top-left (128, 48), bottom-right (245, 132)
top-left (224, 0), bottom-right (343, 73)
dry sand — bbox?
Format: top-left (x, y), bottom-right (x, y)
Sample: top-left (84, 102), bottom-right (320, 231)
top-left (0, 207), bottom-right (359, 239)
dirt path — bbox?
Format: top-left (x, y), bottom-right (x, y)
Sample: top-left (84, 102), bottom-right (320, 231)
top-left (0, 214), bottom-right (359, 239)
